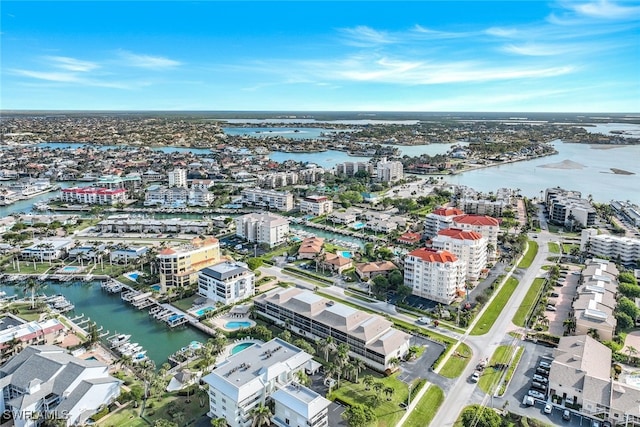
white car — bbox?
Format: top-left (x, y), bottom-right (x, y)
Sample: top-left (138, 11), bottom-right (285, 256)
top-left (417, 317), bottom-right (430, 324)
top-left (471, 371), bottom-right (481, 382)
top-left (544, 403), bottom-right (553, 414)
top-left (528, 389), bottom-right (546, 399)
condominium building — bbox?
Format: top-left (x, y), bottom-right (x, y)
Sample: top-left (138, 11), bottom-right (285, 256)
top-left (241, 188), bottom-right (294, 212)
top-left (423, 207), bottom-right (464, 239)
top-left (375, 158), bottom-right (403, 182)
top-left (452, 214), bottom-right (500, 259)
top-left (335, 161), bottom-right (374, 177)
top-left (0, 316), bottom-right (65, 363)
top-left (21, 238), bottom-right (74, 261)
top-left (235, 213), bottom-right (290, 248)
top-left (257, 172), bottom-right (299, 189)
top-left (144, 185), bottom-right (214, 207)
top-left (203, 338), bottom-right (328, 427)
top-left (198, 261), bottom-right (255, 305)
top-left (168, 168), bottom-right (188, 188)
top-left (545, 187), bottom-right (596, 228)
top-left (0, 345), bottom-right (121, 427)
top-left (404, 248), bottom-right (466, 304)
top-left (581, 229), bottom-right (640, 266)
top-left (95, 174), bottom-right (141, 191)
top-left (548, 335), bottom-right (640, 426)
top-left (60, 187), bottom-right (127, 205)
top-left (300, 195), bottom-right (334, 216)
top-left (611, 200), bottom-right (640, 227)
top-left (157, 236), bottom-right (221, 291)
top-left (254, 288), bottom-right (411, 371)
top-left (97, 216), bottom-right (212, 235)
top-left (432, 228), bottom-right (487, 281)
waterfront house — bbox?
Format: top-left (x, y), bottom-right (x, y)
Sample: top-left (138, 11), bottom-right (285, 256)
top-left (321, 253), bottom-right (353, 274)
top-left (109, 245), bottom-right (149, 264)
top-left (0, 345), bottom-right (121, 427)
top-left (203, 338), bottom-right (327, 427)
top-left (297, 237), bottom-right (325, 260)
top-left (20, 238), bottom-right (73, 261)
top-left (254, 288), bottom-right (411, 371)
top-left (198, 261), bottom-right (255, 305)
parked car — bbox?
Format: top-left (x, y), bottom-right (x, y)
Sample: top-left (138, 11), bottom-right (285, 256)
top-left (532, 380), bottom-right (547, 389)
top-left (536, 367), bottom-right (550, 376)
top-left (532, 374), bottom-right (548, 383)
top-left (528, 389), bottom-right (546, 399)
top-left (544, 403), bottom-right (553, 414)
top-left (550, 292), bottom-right (559, 297)
top-left (563, 409), bottom-right (571, 421)
top-left (539, 360), bottom-right (552, 369)
top-left (471, 371), bottom-right (481, 383)
top-left (523, 395), bottom-right (535, 407)
top-left (546, 305), bottom-right (557, 311)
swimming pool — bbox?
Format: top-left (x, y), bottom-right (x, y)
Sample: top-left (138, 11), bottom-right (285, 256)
top-left (150, 285), bottom-right (161, 291)
top-left (126, 271), bottom-right (143, 281)
top-left (225, 321), bottom-right (253, 329)
top-left (339, 251), bottom-right (353, 258)
top-left (231, 342), bottom-right (255, 355)
top-left (351, 222), bottom-right (365, 230)
top-left (61, 266), bottom-right (81, 273)
top-left (193, 306), bottom-right (214, 317)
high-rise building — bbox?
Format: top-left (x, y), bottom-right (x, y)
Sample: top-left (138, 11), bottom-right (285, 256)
top-left (157, 236), bottom-right (220, 291)
top-left (375, 158), bottom-right (403, 182)
top-left (198, 261), bottom-right (255, 305)
top-left (235, 213), bottom-right (290, 248)
top-left (432, 228), bottom-right (488, 281)
top-left (168, 168), bottom-right (188, 188)
top-left (404, 248), bottom-right (466, 304)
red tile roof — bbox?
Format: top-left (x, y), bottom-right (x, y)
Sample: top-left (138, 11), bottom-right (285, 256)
top-left (397, 232), bottom-right (422, 243)
top-left (158, 248), bottom-right (176, 255)
top-left (62, 187), bottom-right (126, 195)
top-left (437, 228), bottom-right (484, 240)
top-left (408, 248), bottom-right (458, 263)
top-left (453, 214), bottom-right (500, 227)
top-left (432, 207), bottom-right (464, 217)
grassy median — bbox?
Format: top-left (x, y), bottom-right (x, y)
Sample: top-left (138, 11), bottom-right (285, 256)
top-left (518, 240), bottom-right (538, 268)
top-left (512, 278), bottom-right (546, 327)
top-left (470, 277), bottom-right (519, 336)
top-left (404, 385), bottom-right (445, 427)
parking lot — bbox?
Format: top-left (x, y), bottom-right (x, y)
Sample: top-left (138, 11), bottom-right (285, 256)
top-left (546, 269), bottom-right (581, 336)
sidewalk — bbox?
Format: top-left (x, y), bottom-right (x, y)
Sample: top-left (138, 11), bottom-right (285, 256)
top-left (396, 382), bottom-right (431, 427)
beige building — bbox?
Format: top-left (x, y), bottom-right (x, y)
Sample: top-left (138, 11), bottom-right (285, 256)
top-left (549, 335), bottom-right (640, 426)
top-left (235, 212), bottom-right (290, 248)
top-left (300, 195), bottom-right (333, 216)
top-left (157, 236), bottom-right (221, 291)
top-left (355, 261), bottom-right (398, 281)
top-left (404, 248), bottom-right (466, 304)
top-left (452, 214), bottom-right (500, 259)
top-left (432, 228), bottom-right (488, 281)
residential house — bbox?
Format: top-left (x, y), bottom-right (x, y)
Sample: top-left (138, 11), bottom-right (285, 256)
top-left (355, 261), bottom-right (398, 281)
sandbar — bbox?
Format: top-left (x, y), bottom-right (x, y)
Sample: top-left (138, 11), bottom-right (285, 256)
top-left (537, 159), bottom-right (585, 170)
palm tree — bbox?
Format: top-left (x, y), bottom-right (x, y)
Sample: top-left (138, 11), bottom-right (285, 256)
top-left (249, 403), bottom-right (272, 427)
top-left (384, 386), bottom-right (395, 401)
top-left (352, 358), bottom-right (365, 383)
top-left (211, 419), bottom-right (227, 427)
top-left (388, 357), bottom-right (400, 371)
top-left (627, 346), bottom-right (638, 363)
top-left (363, 375), bottom-right (374, 391)
top-left (373, 382), bottom-right (383, 394)
top-left (22, 278), bottom-right (41, 309)
top-left (198, 386), bottom-right (209, 407)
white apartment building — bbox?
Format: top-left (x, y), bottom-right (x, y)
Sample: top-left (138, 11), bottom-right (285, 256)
top-left (198, 261), bottom-right (255, 305)
top-left (254, 288), bottom-right (411, 371)
top-left (452, 214), bottom-right (500, 259)
top-left (404, 248), bottom-right (466, 304)
top-left (375, 158), bottom-right (403, 182)
top-left (168, 168), bottom-right (188, 188)
top-left (235, 213), bottom-right (290, 248)
top-left (241, 188), bottom-right (294, 212)
top-left (144, 185), bottom-right (214, 207)
top-left (272, 384), bottom-right (330, 427)
top-left (299, 195), bottom-right (333, 216)
top-left (545, 187), bottom-right (596, 228)
top-left (0, 345), bottom-right (121, 427)
top-left (335, 161), bottom-right (374, 177)
top-left (432, 228), bottom-right (488, 281)
top-left (60, 187), bottom-right (127, 205)
top-left (203, 338), bottom-right (327, 427)
top-left (581, 229), bottom-right (640, 266)
top-left (21, 238), bottom-right (74, 261)
top-left (423, 207), bottom-right (465, 239)
top-left (157, 237), bottom-right (221, 291)
top-left (258, 172), bottom-right (299, 189)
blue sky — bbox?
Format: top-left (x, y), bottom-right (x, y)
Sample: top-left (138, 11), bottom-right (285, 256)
top-left (2, 1), bottom-right (639, 112)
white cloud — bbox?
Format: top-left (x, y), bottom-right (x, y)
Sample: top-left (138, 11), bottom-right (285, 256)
top-left (339, 26), bottom-right (395, 46)
top-left (117, 50), bottom-right (181, 69)
top-left (10, 68), bottom-right (147, 89)
top-left (502, 43), bottom-right (568, 56)
top-left (566, 0), bottom-right (640, 19)
top-left (44, 56), bottom-right (99, 72)
top-left (485, 27), bottom-right (519, 38)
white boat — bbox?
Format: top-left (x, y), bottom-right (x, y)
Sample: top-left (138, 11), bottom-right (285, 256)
top-left (108, 334), bottom-right (131, 347)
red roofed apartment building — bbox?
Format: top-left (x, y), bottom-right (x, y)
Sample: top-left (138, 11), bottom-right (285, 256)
top-left (404, 248), bottom-right (466, 304)
top-left (423, 207), bottom-right (465, 239)
top-left (452, 214), bottom-right (500, 260)
top-left (432, 228), bottom-right (487, 281)
top-left (61, 187), bottom-right (127, 205)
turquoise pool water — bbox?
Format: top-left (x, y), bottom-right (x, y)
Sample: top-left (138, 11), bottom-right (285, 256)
top-left (129, 273), bottom-right (139, 280)
top-left (351, 222), bottom-right (365, 230)
top-left (339, 251), bottom-right (353, 258)
top-left (151, 285), bottom-right (161, 291)
top-left (231, 342), bottom-right (254, 355)
top-left (194, 306), bottom-right (214, 317)
top-left (225, 321), bottom-right (252, 329)
top-left (61, 266), bottom-right (80, 272)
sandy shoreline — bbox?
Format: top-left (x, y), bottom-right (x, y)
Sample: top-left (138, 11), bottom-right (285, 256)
top-left (537, 159), bottom-right (586, 170)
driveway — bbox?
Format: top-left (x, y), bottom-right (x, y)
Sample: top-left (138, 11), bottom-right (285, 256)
top-left (546, 270), bottom-right (580, 336)
top-left (396, 336), bottom-right (451, 391)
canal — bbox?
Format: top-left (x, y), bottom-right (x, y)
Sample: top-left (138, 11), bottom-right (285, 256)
top-left (0, 281), bottom-right (210, 366)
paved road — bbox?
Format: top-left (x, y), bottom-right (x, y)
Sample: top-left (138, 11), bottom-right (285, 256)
top-left (430, 225), bottom-right (556, 427)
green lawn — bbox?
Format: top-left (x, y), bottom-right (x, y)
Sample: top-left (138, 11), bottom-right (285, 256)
top-left (403, 385), bottom-right (444, 427)
top-left (477, 345), bottom-right (520, 395)
top-left (498, 346), bottom-right (524, 396)
top-left (512, 278), bottom-right (546, 327)
top-left (563, 243), bottom-right (579, 254)
top-left (518, 241), bottom-right (539, 268)
top-left (330, 374), bottom-right (419, 427)
top-left (439, 342), bottom-right (473, 379)
top-left (548, 242), bottom-right (561, 253)
top-left (470, 277), bottom-right (519, 336)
